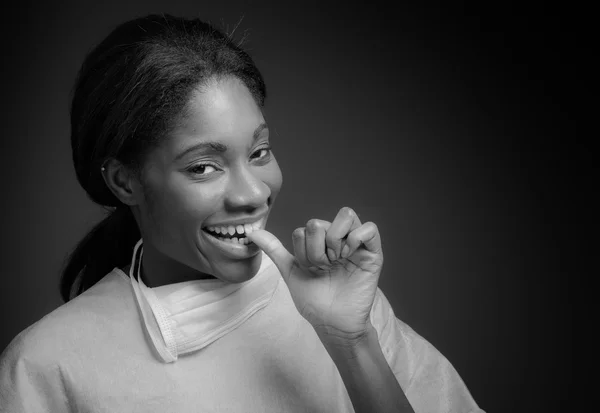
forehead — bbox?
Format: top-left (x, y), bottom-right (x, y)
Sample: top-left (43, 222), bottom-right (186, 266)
top-left (145, 77), bottom-right (266, 168)
top-left (178, 77), bottom-right (264, 142)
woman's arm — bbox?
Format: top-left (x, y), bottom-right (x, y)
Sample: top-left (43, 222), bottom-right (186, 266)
top-left (247, 210), bottom-right (482, 412)
top-left (318, 323), bottom-right (415, 413)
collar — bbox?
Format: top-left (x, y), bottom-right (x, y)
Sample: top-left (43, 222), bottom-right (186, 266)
top-left (128, 239), bottom-right (281, 363)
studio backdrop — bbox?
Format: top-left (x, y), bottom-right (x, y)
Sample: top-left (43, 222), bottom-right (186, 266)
top-left (0, 1), bottom-right (573, 412)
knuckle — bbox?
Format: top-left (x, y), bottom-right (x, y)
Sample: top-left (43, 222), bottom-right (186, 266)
top-left (341, 206), bottom-right (355, 217)
top-left (306, 219), bottom-right (323, 232)
top-left (364, 221), bottom-right (378, 232)
top-left (305, 219), bottom-right (317, 230)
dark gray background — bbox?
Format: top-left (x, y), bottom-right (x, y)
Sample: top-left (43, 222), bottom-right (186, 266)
top-left (1, 1), bottom-right (576, 412)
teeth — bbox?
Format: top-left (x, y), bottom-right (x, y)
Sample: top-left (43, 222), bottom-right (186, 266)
top-left (206, 232), bottom-right (253, 245)
top-left (205, 218), bottom-right (264, 237)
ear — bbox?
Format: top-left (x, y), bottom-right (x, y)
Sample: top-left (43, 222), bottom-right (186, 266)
top-left (100, 158), bottom-right (142, 206)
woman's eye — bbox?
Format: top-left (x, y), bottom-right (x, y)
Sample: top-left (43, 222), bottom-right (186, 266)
top-left (188, 164), bottom-right (217, 175)
top-left (251, 147), bottom-right (271, 160)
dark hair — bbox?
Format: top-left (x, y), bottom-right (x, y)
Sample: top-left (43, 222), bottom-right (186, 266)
top-left (60, 14), bottom-right (267, 302)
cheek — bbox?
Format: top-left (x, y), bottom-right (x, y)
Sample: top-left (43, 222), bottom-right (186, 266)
top-left (264, 159), bottom-right (283, 198)
top-left (167, 183), bottom-right (224, 224)
top-left (143, 178), bottom-right (221, 229)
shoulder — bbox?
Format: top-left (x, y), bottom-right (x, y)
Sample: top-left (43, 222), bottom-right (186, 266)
top-left (1, 270), bottom-right (132, 370)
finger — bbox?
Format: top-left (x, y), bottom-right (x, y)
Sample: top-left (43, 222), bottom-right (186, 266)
top-left (291, 227), bottom-right (312, 269)
top-left (246, 229), bottom-right (295, 281)
top-left (326, 207), bottom-right (362, 260)
top-left (342, 221), bottom-right (382, 259)
top-left (304, 219), bottom-right (331, 268)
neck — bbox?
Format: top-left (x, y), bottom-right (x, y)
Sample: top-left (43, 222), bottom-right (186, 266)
top-left (137, 242), bottom-right (215, 288)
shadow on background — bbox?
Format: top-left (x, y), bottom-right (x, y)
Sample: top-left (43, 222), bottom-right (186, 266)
top-left (0, 1), bottom-right (576, 412)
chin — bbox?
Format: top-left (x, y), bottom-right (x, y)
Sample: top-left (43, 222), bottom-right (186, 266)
top-left (209, 253), bottom-right (263, 283)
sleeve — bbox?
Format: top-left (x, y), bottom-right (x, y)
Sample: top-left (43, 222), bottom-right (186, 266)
top-left (369, 288), bottom-right (486, 413)
top-left (0, 330), bottom-right (71, 413)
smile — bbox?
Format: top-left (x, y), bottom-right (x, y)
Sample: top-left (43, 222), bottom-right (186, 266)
top-left (202, 218), bottom-right (265, 245)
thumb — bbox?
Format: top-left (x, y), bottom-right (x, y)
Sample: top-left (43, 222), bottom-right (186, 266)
top-left (246, 229), bottom-right (295, 281)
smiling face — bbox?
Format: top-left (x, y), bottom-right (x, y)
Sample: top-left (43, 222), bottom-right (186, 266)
top-left (132, 76), bottom-right (282, 285)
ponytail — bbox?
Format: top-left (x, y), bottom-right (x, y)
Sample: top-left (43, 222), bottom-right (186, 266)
top-left (60, 206), bottom-right (140, 302)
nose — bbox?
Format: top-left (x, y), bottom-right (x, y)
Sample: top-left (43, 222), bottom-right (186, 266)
top-left (224, 164), bottom-right (271, 211)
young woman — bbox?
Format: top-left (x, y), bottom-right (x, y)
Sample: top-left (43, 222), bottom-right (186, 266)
top-left (0, 14), bottom-right (484, 412)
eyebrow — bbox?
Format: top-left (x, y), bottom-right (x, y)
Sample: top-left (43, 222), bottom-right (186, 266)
top-left (174, 123), bottom-right (268, 161)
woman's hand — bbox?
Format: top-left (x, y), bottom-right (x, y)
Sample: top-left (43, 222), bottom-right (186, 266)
top-left (247, 207), bottom-right (383, 345)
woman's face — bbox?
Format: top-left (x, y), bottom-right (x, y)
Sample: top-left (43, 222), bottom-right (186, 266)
top-left (134, 77), bottom-right (282, 283)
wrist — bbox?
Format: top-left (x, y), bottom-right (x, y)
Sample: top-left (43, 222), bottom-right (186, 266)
top-left (316, 322), bottom-right (415, 413)
top-left (316, 321), bottom-right (378, 360)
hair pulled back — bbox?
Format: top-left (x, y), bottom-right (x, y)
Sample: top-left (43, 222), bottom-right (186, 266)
top-left (61, 14), bottom-right (266, 302)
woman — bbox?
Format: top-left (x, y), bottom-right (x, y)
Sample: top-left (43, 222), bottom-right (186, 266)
top-left (0, 14), bottom-right (484, 412)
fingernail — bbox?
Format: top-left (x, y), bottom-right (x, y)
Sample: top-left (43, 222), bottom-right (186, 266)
top-left (327, 247), bottom-right (336, 262)
top-left (341, 245), bottom-right (350, 258)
